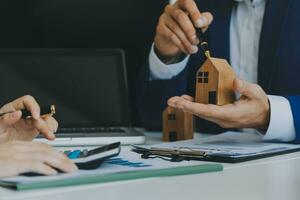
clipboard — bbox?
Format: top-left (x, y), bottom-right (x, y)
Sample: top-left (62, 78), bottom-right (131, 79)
top-left (131, 143), bottom-right (300, 163)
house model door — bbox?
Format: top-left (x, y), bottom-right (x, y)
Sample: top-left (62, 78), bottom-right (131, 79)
top-left (208, 91), bottom-right (216, 104)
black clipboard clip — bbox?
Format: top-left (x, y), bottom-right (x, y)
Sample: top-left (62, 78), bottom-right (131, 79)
top-left (131, 146), bottom-right (208, 162)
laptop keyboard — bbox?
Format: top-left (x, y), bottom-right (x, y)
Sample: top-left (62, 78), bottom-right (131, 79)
top-left (44, 127), bottom-right (129, 138)
top-left (57, 127), bottom-right (126, 134)
top-left (34, 126), bottom-right (145, 142)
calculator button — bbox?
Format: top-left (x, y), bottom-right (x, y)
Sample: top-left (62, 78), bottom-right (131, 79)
top-left (82, 149), bottom-right (89, 156)
top-left (68, 150), bottom-right (81, 159)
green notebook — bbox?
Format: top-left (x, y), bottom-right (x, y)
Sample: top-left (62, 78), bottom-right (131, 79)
top-left (0, 164), bottom-right (222, 191)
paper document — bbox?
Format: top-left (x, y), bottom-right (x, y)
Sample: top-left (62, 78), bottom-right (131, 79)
top-left (0, 146), bottom-right (222, 190)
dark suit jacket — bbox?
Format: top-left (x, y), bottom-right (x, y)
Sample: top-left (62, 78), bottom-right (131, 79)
top-left (137, 0), bottom-right (300, 143)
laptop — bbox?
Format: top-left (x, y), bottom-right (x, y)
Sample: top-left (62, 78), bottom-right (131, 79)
top-left (0, 48), bottom-right (145, 146)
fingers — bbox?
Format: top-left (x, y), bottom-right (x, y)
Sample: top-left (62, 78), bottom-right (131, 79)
top-left (198, 12), bottom-right (213, 32)
top-left (0, 111), bottom-right (22, 126)
top-left (23, 115), bottom-right (58, 141)
top-left (234, 78), bottom-right (265, 100)
top-left (2, 141), bottom-right (77, 177)
top-left (168, 96), bottom-right (241, 128)
top-left (181, 95), bottom-right (194, 101)
top-left (43, 116), bottom-right (59, 133)
top-left (159, 1), bottom-right (213, 55)
top-left (168, 96), bottom-right (225, 119)
top-left (154, 0), bottom-right (213, 57)
top-left (32, 118), bottom-right (56, 140)
top-left (157, 19), bottom-right (189, 54)
top-left (28, 143), bottom-right (77, 173)
top-left (161, 11), bottom-right (198, 54)
top-left (21, 161), bottom-right (58, 176)
top-left (176, 0), bottom-right (212, 28)
top-left (177, 0), bottom-right (201, 26)
top-left (9, 95), bottom-right (40, 120)
top-left (165, 5), bottom-right (199, 46)
top-left (176, 0), bottom-right (213, 29)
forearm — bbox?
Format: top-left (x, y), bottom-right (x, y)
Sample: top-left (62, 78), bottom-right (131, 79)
top-left (149, 43), bottom-right (189, 80)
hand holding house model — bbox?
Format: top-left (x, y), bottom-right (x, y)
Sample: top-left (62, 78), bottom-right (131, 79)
top-left (163, 31), bottom-right (236, 142)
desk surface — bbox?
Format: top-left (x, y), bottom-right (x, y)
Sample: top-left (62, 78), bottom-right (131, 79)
top-left (1, 132), bottom-right (300, 200)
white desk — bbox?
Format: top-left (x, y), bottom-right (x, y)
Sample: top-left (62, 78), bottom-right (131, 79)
top-left (1, 132), bottom-right (300, 200)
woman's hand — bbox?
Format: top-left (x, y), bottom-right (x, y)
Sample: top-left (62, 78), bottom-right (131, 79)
top-left (0, 141), bottom-right (77, 178)
top-left (0, 95), bottom-right (58, 143)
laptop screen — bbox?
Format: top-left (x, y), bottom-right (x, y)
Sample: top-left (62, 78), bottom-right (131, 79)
top-left (0, 49), bottom-right (131, 127)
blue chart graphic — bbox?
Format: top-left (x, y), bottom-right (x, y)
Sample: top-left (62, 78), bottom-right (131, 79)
top-left (104, 157), bottom-right (152, 168)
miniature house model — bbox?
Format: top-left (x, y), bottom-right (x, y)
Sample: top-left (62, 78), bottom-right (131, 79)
top-left (195, 58), bottom-right (235, 105)
top-left (162, 106), bottom-right (194, 142)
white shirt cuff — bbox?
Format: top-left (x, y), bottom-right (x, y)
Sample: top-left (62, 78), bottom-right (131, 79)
top-left (263, 95), bottom-right (296, 142)
top-left (148, 44), bottom-right (190, 80)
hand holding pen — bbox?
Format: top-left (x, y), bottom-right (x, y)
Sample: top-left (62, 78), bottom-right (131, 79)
top-left (0, 95), bottom-right (57, 142)
top-left (153, 0), bottom-right (213, 61)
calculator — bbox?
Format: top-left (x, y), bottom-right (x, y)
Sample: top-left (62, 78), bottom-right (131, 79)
top-left (64, 142), bottom-right (121, 170)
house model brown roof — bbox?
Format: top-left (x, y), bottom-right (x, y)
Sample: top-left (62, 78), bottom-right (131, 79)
top-left (195, 57), bottom-right (235, 106)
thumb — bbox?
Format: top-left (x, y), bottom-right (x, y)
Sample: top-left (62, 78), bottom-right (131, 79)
top-left (233, 78), bottom-right (260, 99)
top-left (1, 111), bottom-right (22, 125)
